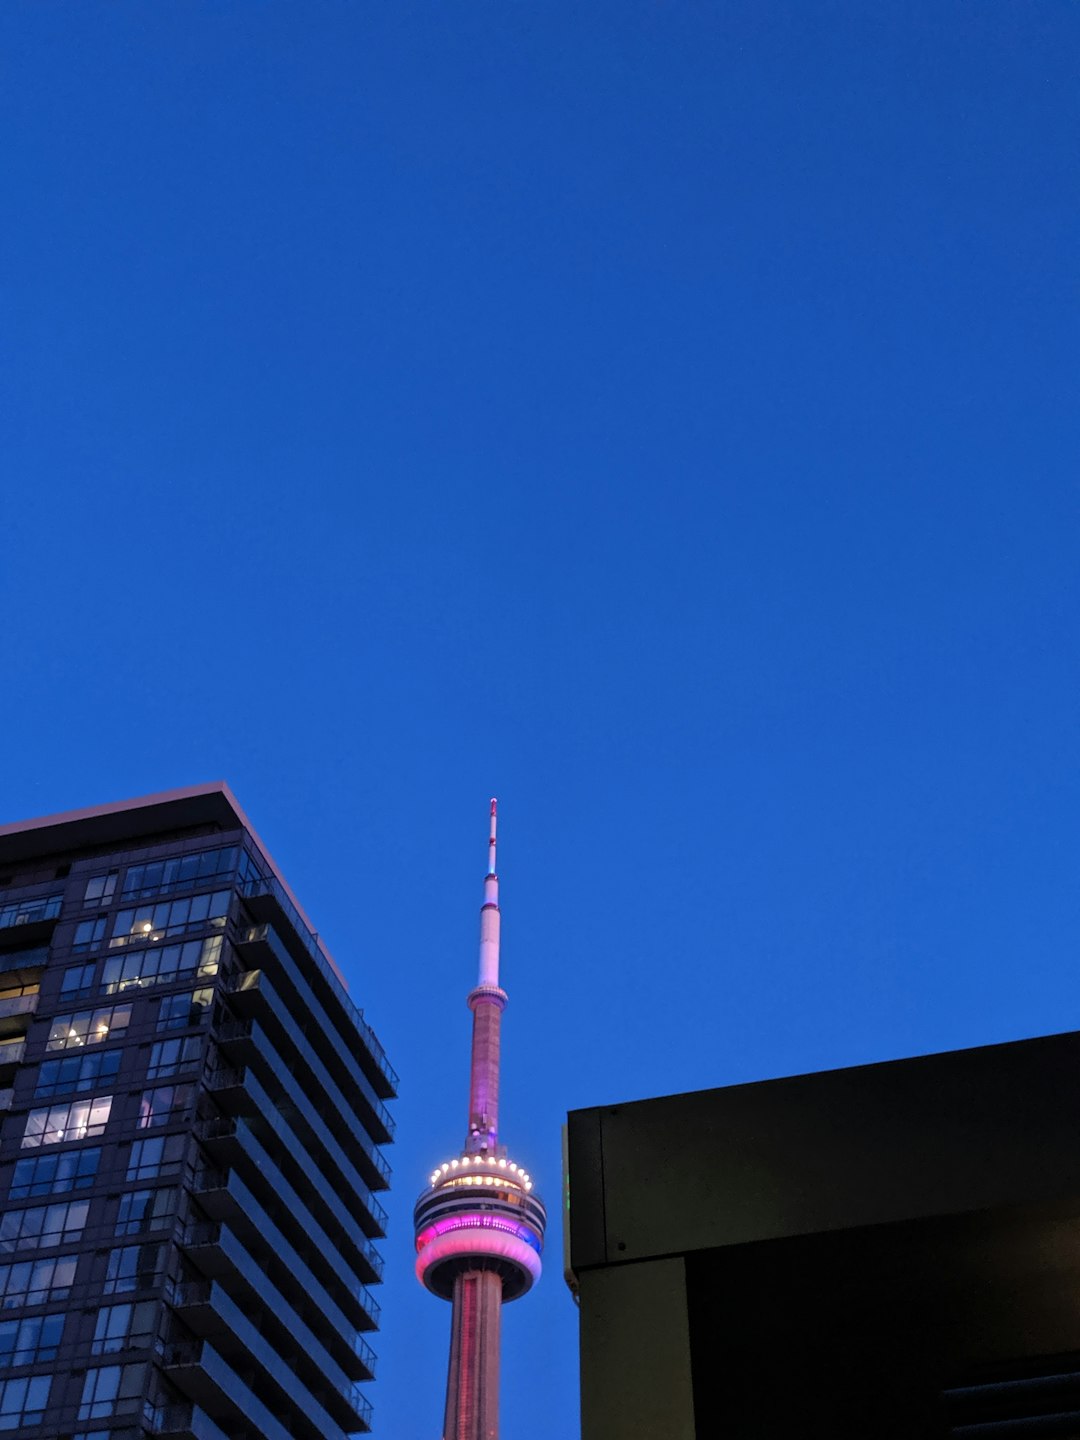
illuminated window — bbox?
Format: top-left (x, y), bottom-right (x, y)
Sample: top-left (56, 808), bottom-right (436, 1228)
top-left (21, 1096), bottom-right (112, 1148)
top-left (109, 892), bottom-right (230, 949)
top-left (103, 935), bottom-right (221, 992)
top-left (46, 1002), bottom-right (132, 1051)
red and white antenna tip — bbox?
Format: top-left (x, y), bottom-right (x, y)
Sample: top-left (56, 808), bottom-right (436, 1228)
top-left (488, 799), bottom-right (498, 871)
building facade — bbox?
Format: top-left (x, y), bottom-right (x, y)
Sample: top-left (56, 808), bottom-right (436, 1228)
top-left (566, 1032), bottom-right (1080, 1439)
top-left (414, 801), bottom-right (545, 1440)
top-left (0, 784), bottom-right (396, 1440)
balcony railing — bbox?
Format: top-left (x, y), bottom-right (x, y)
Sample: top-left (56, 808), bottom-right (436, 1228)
top-left (0, 894), bottom-right (62, 929)
top-left (238, 889), bottom-right (398, 1095)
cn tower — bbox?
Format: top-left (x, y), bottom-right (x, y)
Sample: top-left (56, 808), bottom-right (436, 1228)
top-left (414, 800), bottom-right (546, 1440)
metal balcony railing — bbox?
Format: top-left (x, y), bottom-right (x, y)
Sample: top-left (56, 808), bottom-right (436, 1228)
top-left (238, 886), bottom-right (398, 1094)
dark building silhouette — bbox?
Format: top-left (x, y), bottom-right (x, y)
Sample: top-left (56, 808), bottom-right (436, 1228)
top-left (567, 1033), bottom-right (1080, 1439)
top-left (0, 784), bottom-right (395, 1440)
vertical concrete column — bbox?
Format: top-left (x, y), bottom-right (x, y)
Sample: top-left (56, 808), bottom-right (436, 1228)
top-left (444, 1267), bottom-right (503, 1440)
top-left (578, 1257), bottom-right (696, 1440)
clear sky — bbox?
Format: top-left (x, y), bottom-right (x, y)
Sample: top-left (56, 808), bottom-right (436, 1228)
top-left (2, 3), bottom-right (1079, 1437)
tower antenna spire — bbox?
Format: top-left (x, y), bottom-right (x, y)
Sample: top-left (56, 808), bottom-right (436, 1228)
top-left (478, 798), bottom-right (500, 990)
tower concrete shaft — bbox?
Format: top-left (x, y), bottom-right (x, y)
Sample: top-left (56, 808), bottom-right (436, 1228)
top-left (443, 1268), bottom-right (502, 1440)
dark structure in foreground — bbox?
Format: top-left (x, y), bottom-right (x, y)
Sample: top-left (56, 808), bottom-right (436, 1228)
top-left (567, 1033), bottom-right (1080, 1439)
top-left (0, 784), bottom-right (396, 1440)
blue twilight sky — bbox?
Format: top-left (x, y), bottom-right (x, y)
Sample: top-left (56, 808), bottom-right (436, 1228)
top-left (2, 3), bottom-right (1079, 1436)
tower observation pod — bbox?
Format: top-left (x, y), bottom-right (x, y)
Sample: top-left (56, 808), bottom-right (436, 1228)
top-left (414, 801), bottom-right (546, 1440)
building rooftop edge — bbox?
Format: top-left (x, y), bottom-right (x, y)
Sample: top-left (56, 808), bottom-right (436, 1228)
top-left (567, 1025), bottom-right (1080, 1123)
top-left (0, 782), bottom-right (348, 988)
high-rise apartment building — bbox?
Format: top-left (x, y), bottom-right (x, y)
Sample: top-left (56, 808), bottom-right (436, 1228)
top-left (0, 784), bottom-right (396, 1440)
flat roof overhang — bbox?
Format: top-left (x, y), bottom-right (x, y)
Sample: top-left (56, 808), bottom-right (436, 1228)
top-left (567, 1030), bottom-right (1080, 1437)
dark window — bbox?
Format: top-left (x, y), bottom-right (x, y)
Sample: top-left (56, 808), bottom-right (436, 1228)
top-left (146, 1036), bottom-right (202, 1081)
top-left (35, 1049), bottom-right (121, 1099)
top-left (8, 1146), bottom-right (102, 1200)
top-left (126, 1135), bottom-right (186, 1183)
top-left (115, 1187), bottom-right (176, 1237)
top-left (0, 1374), bottom-right (51, 1426)
top-left (72, 916), bottom-right (107, 951)
top-left (59, 962), bottom-right (97, 1002)
top-left (0, 1199), bottom-right (89, 1252)
top-left (0, 1313), bottom-right (63, 1367)
top-left (122, 846), bottom-right (238, 900)
top-left (103, 1243), bottom-right (163, 1295)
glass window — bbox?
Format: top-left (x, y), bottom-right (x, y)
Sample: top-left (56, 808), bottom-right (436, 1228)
top-left (72, 917), bottom-right (107, 951)
top-left (83, 871), bottom-right (118, 906)
top-left (115, 1187), bottom-right (176, 1237)
top-left (0, 1314), bottom-right (63, 1367)
top-left (78, 1361), bottom-right (144, 1419)
top-left (103, 1244), bottom-right (162, 1295)
top-left (59, 962), bottom-right (97, 1002)
top-left (0, 1374), bottom-right (51, 1428)
top-left (157, 987), bottom-right (213, 1031)
top-left (90, 1301), bottom-right (156, 1356)
top-left (0, 895), bottom-right (61, 930)
top-left (0, 1199), bottom-right (89, 1253)
top-left (138, 1085), bottom-right (194, 1129)
top-left (109, 891), bottom-right (230, 948)
top-left (126, 1134), bottom-right (186, 1183)
top-left (35, 1049), bottom-right (121, 1099)
top-left (103, 934), bottom-right (222, 990)
top-left (46, 1002), bottom-right (132, 1051)
top-left (22, 1095), bottom-right (112, 1148)
top-left (146, 1036), bottom-right (202, 1080)
top-left (8, 1147), bottom-right (101, 1200)
top-left (0, 1255), bottom-right (77, 1308)
top-left (122, 846), bottom-right (237, 899)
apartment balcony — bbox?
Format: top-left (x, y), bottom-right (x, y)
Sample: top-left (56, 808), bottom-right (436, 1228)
top-left (224, 964), bottom-right (393, 1148)
top-left (205, 1059), bottom-right (385, 1274)
top-left (165, 1291), bottom-right (370, 1440)
top-left (235, 883), bottom-right (397, 1102)
top-left (236, 920), bottom-right (396, 1117)
top-left (165, 1336), bottom-right (356, 1440)
top-left (0, 892), bottom-right (62, 947)
top-left (0, 1037), bottom-right (26, 1079)
top-left (173, 1273), bottom-right (374, 1431)
top-left (183, 1170), bottom-right (378, 1376)
top-left (0, 991), bottom-right (39, 1038)
top-left (214, 1014), bottom-right (388, 1229)
top-left (145, 1401), bottom-right (232, 1440)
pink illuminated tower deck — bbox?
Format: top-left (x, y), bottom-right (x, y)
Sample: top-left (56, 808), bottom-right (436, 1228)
top-left (414, 801), bottom-right (546, 1440)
